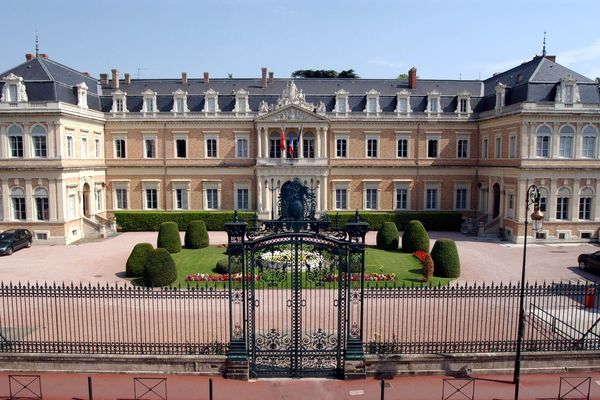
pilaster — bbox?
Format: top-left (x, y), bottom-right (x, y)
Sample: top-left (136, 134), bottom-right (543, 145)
top-left (571, 180), bottom-right (580, 222)
top-left (257, 128), bottom-right (262, 158)
top-left (49, 179), bottom-right (57, 222)
top-left (25, 179), bottom-right (33, 221)
top-left (257, 179), bottom-right (263, 212)
top-left (56, 179), bottom-right (65, 221)
top-left (548, 179), bottom-right (557, 222)
top-left (1, 180), bottom-right (9, 222)
top-left (23, 123), bottom-right (32, 159)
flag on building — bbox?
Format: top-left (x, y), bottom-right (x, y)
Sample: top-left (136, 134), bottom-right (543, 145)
top-left (288, 133), bottom-right (295, 157)
top-left (280, 127), bottom-right (286, 152)
top-left (297, 125), bottom-right (303, 148)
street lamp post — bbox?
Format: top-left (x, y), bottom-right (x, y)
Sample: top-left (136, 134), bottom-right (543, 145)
top-left (269, 178), bottom-right (280, 220)
top-left (514, 184), bottom-right (544, 400)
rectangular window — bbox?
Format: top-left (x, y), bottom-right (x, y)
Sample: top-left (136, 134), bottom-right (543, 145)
top-left (398, 98), bottom-right (408, 113)
top-left (12, 197), bottom-right (25, 220)
top-left (145, 138), bottom-right (156, 158)
top-left (95, 189), bottom-right (102, 212)
top-left (8, 84), bottom-right (17, 102)
top-left (115, 98), bottom-right (124, 112)
top-left (175, 188), bottom-right (188, 210)
top-left (144, 99), bottom-right (153, 112)
top-left (81, 137), bottom-right (88, 159)
top-left (68, 194), bottom-right (76, 219)
top-left (367, 138), bottom-right (378, 158)
top-left (10, 135), bottom-right (23, 158)
top-left (564, 86), bottom-right (574, 103)
top-left (397, 138), bottom-right (408, 158)
top-left (509, 136), bottom-right (517, 158)
top-left (114, 139), bottom-right (125, 158)
top-left (35, 197), bottom-right (49, 220)
top-left (303, 138), bottom-right (315, 158)
top-left (335, 188), bottom-right (347, 210)
top-left (459, 98), bottom-right (468, 113)
top-left (507, 193), bottom-right (515, 219)
top-left (536, 136), bottom-right (549, 157)
top-left (336, 138), bottom-right (347, 158)
top-left (583, 136), bottom-right (596, 158)
top-left (237, 188), bottom-right (249, 210)
top-left (368, 98), bottom-right (377, 113)
top-left (115, 188), bottom-right (128, 209)
top-left (579, 197), bottom-right (592, 220)
top-left (206, 188), bottom-right (218, 209)
top-left (556, 197), bottom-right (569, 220)
top-left (426, 188), bottom-right (438, 210)
top-left (236, 138), bottom-right (248, 158)
top-left (33, 135), bottom-right (47, 158)
top-left (206, 138), bottom-right (217, 158)
top-left (207, 98), bottom-right (216, 113)
top-left (495, 137), bottom-right (502, 158)
top-left (455, 188), bottom-right (467, 209)
top-left (338, 99), bottom-right (346, 113)
top-left (145, 188), bottom-right (158, 209)
top-left (365, 188), bottom-right (378, 210)
top-left (175, 138), bottom-right (187, 158)
top-left (457, 139), bottom-right (468, 159)
top-left (395, 188), bottom-right (407, 210)
top-left (430, 99), bottom-right (438, 113)
top-left (427, 139), bottom-right (438, 158)
top-left (95, 138), bottom-right (101, 158)
top-left (559, 136), bottom-right (573, 158)
top-left (175, 98), bottom-right (184, 113)
top-left (67, 136), bottom-right (74, 158)
top-left (269, 139), bottom-right (281, 158)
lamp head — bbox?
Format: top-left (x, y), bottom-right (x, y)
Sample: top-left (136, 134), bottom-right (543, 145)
top-left (531, 206), bottom-right (544, 232)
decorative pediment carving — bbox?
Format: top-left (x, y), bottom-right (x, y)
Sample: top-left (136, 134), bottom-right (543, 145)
top-left (234, 88), bottom-right (249, 96)
top-left (142, 88), bottom-right (156, 96)
top-left (275, 80), bottom-right (315, 111)
top-left (458, 90), bottom-right (471, 97)
top-left (335, 88), bottom-right (349, 96)
top-left (495, 83), bottom-right (506, 93)
top-left (257, 104), bottom-right (328, 122)
top-left (397, 89), bottom-right (411, 96)
top-left (561, 74), bottom-right (577, 84)
top-left (1, 73), bottom-right (28, 102)
top-left (173, 88), bottom-right (187, 96)
top-left (76, 82), bottom-right (88, 109)
top-left (366, 89), bottom-right (380, 96)
top-left (427, 89), bottom-right (441, 96)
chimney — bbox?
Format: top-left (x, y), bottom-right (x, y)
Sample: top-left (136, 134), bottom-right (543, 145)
top-left (544, 55), bottom-right (556, 63)
top-left (408, 67), bottom-right (417, 89)
top-left (268, 71), bottom-right (274, 84)
top-left (261, 67), bottom-right (268, 88)
top-left (100, 73), bottom-right (109, 87)
top-left (111, 69), bottom-right (119, 89)
top-left (39, 53), bottom-right (48, 59)
top-left (182, 72), bottom-right (188, 85)
top-left (203, 72), bottom-right (209, 84)
top-left (25, 53), bottom-right (34, 61)
top-left (124, 73), bottom-right (131, 85)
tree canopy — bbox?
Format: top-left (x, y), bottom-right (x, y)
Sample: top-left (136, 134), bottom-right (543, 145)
top-left (291, 69), bottom-right (359, 78)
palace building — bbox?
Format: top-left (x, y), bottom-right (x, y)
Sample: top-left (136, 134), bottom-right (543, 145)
top-left (0, 52), bottom-right (599, 244)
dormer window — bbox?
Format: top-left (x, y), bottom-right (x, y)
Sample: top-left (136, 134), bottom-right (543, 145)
top-left (427, 90), bottom-right (441, 116)
top-left (77, 82), bottom-right (88, 109)
top-left (495, 83), bottom-right (506, 111)
top-left (1, 73), bottom-right (28, 102)
top-left (335, 89), bottom-right (350, 114)
top-left (395, 89), bottom-right (412, 114)
top-left (456, 90), bottom-right (471, 116)
top-left (234, 89), bottom-right (250, 114)
top-left (172, 89), bottom-right (189, 113)
top-left (555, 74), bottom-right (580, 104)
top-left (142, 89), bottom-right (157, 113)
top-left (202, 89), bottom-right (220, 114)
top-left (364, 89), bottom-right (381, 115)
top-left (111, 90), bottom-right (127, 113)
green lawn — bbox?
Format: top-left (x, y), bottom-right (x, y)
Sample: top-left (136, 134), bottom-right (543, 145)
top-left (166, 245), bottom-right (452, 288)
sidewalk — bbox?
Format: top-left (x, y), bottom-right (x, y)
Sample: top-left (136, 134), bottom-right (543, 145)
top-left (0, 371), bottom-right (598, 400)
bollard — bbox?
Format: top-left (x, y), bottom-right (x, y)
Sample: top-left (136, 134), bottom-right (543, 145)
top-left (209, 378), bottom-right (213, 400)
top-left (88, 376), bottom-right (93, 400)
top-left (585, 287), bottom-right (595, 308)
top-left (380, 379), bottom-right (384, 400)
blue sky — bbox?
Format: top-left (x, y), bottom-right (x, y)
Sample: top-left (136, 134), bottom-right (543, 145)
top-left (2, 0), bottom-right (600, 81)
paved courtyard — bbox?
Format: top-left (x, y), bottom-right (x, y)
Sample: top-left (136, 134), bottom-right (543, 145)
top-left (0, 231), bottom-right (598, 285)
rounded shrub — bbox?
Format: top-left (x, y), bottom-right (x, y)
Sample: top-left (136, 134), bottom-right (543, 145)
top-left (401, 220), bottom-right (430, 253)
top-left (125, 242), bottom-right (154, 277)
top-left (157, 221), bottom-right (181, 253)
top-left (215, 258), bottom-right (242, 274)
top-left (185, 220), bottom-right (209, 249)
top-left (143, 248), bottom-right (177, 287)
top-left (376, 222), bottom-right (399, 250)
top-left (431, 239), bottom-right (460, 278)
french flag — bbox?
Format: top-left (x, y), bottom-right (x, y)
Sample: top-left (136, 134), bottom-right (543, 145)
top-left (288, 133), bottom-right (295, 157)
top-left (280, 127), bottom-right (286, 152)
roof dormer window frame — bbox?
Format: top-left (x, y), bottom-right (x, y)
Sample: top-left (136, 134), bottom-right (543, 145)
top-left (234, 88), bottom-right (250, 115)
top-left (395, 89), bottom-right (412, 115)
top-left (111, 89), bottom-right (128, 113)
top-left (1, 73), bottom-right (28, 103)
top-left (555, 74), bottom-right (580, 104)
top-left (495, 83), bottom-right (506, 112)
top-left (364, 89), bottom-right (381, 115)
top-left (172, 89), bottom-right (189, 113)
top-left (456, 90), bottom-right (471, 117)
top-left (142, 88), bottom-right (158, 113)
top-left (426, 90), bottom-right (441, 116)
top-left (76, 82), bottom-right (88, 109)
top-left (335, 89), bottom-right (350, 115)
top-left (202, 88), bottom-right (220, 115)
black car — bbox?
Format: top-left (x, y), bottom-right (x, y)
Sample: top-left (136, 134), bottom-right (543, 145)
top-left (578, 250), bottom-right (600, 271)
top-left (0, 229), bottom-right (33, 255)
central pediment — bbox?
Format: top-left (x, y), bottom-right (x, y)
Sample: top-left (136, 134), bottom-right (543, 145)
top-left (256, 104), bottom-right (329, 122)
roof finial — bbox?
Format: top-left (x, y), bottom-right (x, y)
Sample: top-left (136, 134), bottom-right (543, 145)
top-left (35, 30), bottom-right (39, 57)
top-left (542, 31), bottom-right (547, 56)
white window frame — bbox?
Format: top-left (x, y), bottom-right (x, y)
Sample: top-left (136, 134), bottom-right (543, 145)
top-left (335, 89), bottom-right (350, 115)
top-left (426, 90), bottom-right (441, 116)
top-left (8, 125), bottom-right (24, 158)
top-left (494, 135), bottom-right (502, 159)
top-left (363, 181), bottom-right (380, 210)
top-left (427, 135), bottom-right (440, 159)
top-left (1, 73), bottom-right (27, 102)
top-left (113, 182), bottom-right (129, 210)
top-left (173, 133), bottom-right (188, 158)
top-left (142, 89), bottom-right (157, 113)
top-left (556, 187), bottom-right (571, 221)
top-left (81, 135), bottom-right (88, 159)
top-left (495, 83), bottom-right (506, 111)
top-left (456, 135), bottom-right (469, 159)
top-left (235, 132), bottom-right (249, 159)
top-left (173, 181), bottom-right (190, 210)
top-left (536, 125), bottom-right (551, 158)
top-left (34, 187), bottom-right (49, 221)
top-left (454, 184), bottom-right (469, 210)
top-left (234, 89), bottom-right (250, 115)
top-left (582, 125), bottom-right (597, 158)
top-left (77, 82), bottom-right (88, 109)
top-left (94, 135), bottom-right (101, 159)
top-left (456, 91), bottom-right (471, 116)
top-left (171, 89), bottom-right (189, 113)
top-left (506, 191), bottom-right (515, 219)
top-left (365, 133), bottom-right (380, 159)
top-left (144, 135), bottom-right (157, 159)
top-left (558, 125), bottom-right (575, 158)
top-left (333, 181), bottom-right (350, 210)
top-left (114, 136), bottom-right (126, 159)
top-left (66, 134), bottom-right (74, 159)
top-left (509, 134), bottom-right (517, 159)
top-left (31, 125), bottom-right (48, 158)
top-left (335, 134), bottom-right (349, 158)
top-left (364, 89), bottom-right (381, 115)
top-left (396, 133), bottom-right (409, 158)
top-left (142, 181), bottom-right (160, 210)
top-left (394, 181), bottom-right (411, 210)
top-left (11, 187), bottom-right (26, 221)
top-left (555, 75), bottom-right (580, 104)
top-left (395, 89), bottom-right (412, 115)
top-left (203, 181), bottom-right (221, 210)
top-left (202, 89), bottom-right (220, 114)
top-left (111, 90), bottom-right (128, 113)
top-left (234, 182), bottom-right (251, 210)
top-left (579, 187), bottom-right (594, 221)
top-left (425, 182), bottom-right (441, 210)
top-left (204, 133), bottom-right (219, 158)
top-left (482, 136), bottom-right (489, 160)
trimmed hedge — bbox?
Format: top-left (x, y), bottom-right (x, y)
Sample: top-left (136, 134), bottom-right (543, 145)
top-left (431, 239), bottom-right (461, 278)
top-left (325, 211), bottom-right (462, 231)
top-left (125, 242), bottom-right (154, 277)
top-left (185, 220), bottom-right (209, 249)
top-left (376, 222), bottom-right (399, 250)
top-left (114, 211), bottom-right (256, 232)
top-left (401, 220), bottom-right (430, 253)
top-left (214, 258), bottom-right (242, 274)
top-left (143, 248), bottom-right (177, 287)
top-left (157, 222), bottom-right (182, 253)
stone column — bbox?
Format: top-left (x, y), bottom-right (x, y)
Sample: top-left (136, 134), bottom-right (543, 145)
top-left (552, 122), bottom-right (560, 158)
top-left (54, 122), bottom-right (62, 158)
top-left (257, 128), bottom-right (262, 158)
top-left (263, 129), bottom-right (269, 159)
top-left (322, 176), bottom-right (328, 212)
top-left (0, 124), bottom-right (6, 158)
top-left (316, 130), bottom-right (321, 159)
top-left (2, 180), bottom-right (9, 222)
top-left (575, 123), bottom-right (582, 159)
top-left (23, 124), bottom-right (32, 159)
top-left (298, 128), bottom-right (304, 158)
top-left (49, 179), bottom-right (57, 222)
top-left (25, 179), bottom-right (33, 221)
top-left (571, 179), bottom-right (580, 222)
top-left (548, 179), bottom-right (557, 222)
top-left (595, 180), bottom-right (600, 222)
top-left (47, 122), bottom-right (55, 159)
top-left (257, 179), bottom-right (263, 212)
top-left (56, 179), bottom-right (65, 221)
top-left (316, 180), bottom-right (321, 211)
top-left (487, 177), bottom-right (493, 217)
top-left (322, 127), bottom-right (328, 158)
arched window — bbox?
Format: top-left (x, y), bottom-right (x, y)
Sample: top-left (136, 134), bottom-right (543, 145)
top-left (31, 125), bottom-right (48, 158)
top-left (538, 187), bottom-right (549, 221)
top-left (582, 125), bottom-right (597, 158)
top-left (556, 187), bottom-right (571, 220)
top-left (559, 125), bottom-right (575, 158)
top-left (34, 187), bottom-right (49, 221)
top-left (8, 125), bottom-right (23, 158)
top-left (536, 125), bottom-right (551, 158)
top-left (11, 187), bottom-right (25, 220)
top-left (579, 187), bottom-right (594, 220)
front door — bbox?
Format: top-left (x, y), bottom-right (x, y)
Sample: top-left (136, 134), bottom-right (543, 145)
top-left (493, 183), bottom-right (501, 218)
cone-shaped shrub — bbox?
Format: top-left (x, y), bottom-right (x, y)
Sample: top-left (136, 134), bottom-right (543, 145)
top-left (376, 222), bottom-right (399, 250)
top-left (125, 242), bottom-right (154, 277)
top-left (185, 220), bottom-right (209, 249)
top-left (157, 221), bottom-right (181, 253)
top-left (431, 239), bottom-right (460, 278)
top-left (143, 248), bottom-right (177, 287)
top-left (215, 258), bottom-right (242, 274)
top-left (401, 220), bottom-right (430, 253)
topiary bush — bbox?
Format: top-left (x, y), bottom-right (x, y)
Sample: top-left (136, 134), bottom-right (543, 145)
top-left (125, 242), bottom-right (154, 277)
top-left (431, 239), bottom-right (461, 278)
top-left (157, 221), bottom-right (182, 253)
top-left (214, 258), bottom-right (242, 274)
top-left (114, 211), bottom-right (256, 231)
top-left (401, 220), bottom-right (430, 253)
top-left (376, 222), bottom-right (399, 250)
top-left (185, 220), bottom-right (209, 249)
top-left (143, 248), bottom-right (177, 287)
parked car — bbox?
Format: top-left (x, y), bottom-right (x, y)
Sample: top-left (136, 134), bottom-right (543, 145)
top-left (0, 229), bottom-right (33, 256)
top-left (578, 251), bottom-right (600, 271)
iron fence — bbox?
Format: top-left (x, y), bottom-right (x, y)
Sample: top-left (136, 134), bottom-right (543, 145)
top-left (1, 281), bottom-right (599, 356)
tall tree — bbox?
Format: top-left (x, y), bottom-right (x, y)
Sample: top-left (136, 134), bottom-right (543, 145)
top-left (291, 69), bottom-right (359, 78)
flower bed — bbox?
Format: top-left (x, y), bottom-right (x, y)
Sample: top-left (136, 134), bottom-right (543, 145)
top-left (186, 273), bottom-right (258, 282)
top-left (185, 272), bottom-right (397, 282)
top-left (412, 250), bottom-right (428, 264)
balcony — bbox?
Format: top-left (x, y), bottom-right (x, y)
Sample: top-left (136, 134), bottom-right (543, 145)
top-left (256, 157), bottom-right (328, 167)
